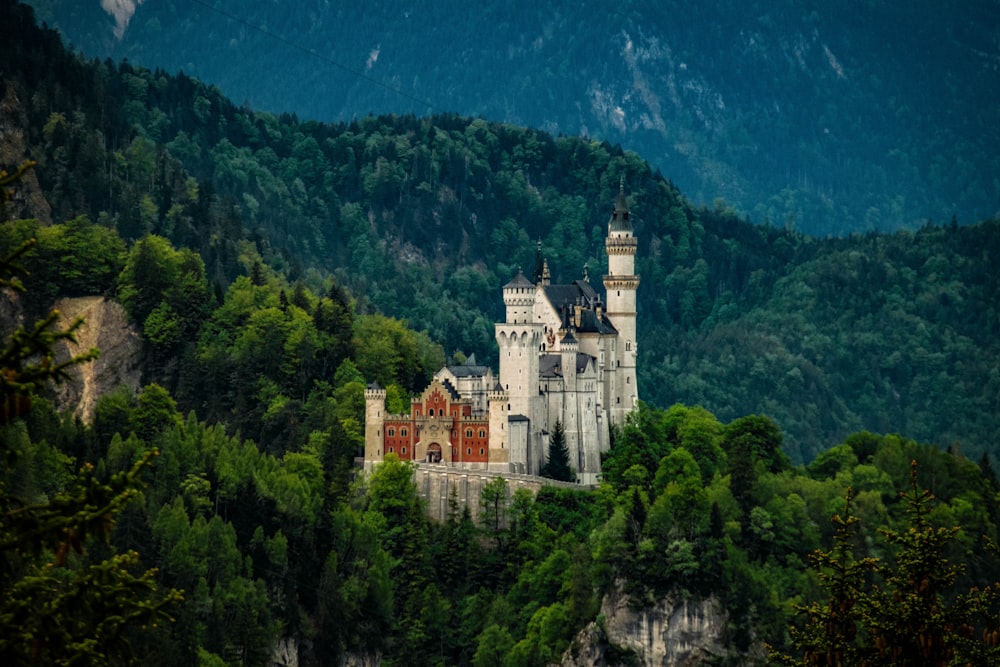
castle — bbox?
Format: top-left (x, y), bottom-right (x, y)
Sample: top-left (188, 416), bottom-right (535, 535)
top-left (365, 181), bottom-right (639, 484)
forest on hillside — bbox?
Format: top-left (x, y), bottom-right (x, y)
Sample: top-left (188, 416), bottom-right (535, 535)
top-left (2, 2), bottom-right (1000, 664)
top-left (26, 0), bottom-right (1000, 236)
top-left (4, 1), bottom-right (998, 464)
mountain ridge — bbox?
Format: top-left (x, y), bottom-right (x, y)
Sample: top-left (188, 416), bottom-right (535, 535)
top-left (25, 0), bottom-right (1000, 236)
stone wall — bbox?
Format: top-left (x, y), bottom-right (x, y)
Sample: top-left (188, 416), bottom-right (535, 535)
top-left (411, 463), bottom-right (589, 522)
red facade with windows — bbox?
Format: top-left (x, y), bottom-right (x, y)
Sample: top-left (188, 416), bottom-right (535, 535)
top-left (380, 379), bottom-right (489, 464)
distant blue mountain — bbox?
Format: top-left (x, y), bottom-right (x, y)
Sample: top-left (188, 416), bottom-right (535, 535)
top-left (24, 0), bottom-right (1000, 235)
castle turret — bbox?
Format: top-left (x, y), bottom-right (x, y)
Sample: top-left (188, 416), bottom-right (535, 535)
top-left (496, 270), bottom-right (543, 473)
top-left (488, 382), bottom-right (511, 472)
top-left (603, 178), bottom-right (639, 425)
top-left (364, 382), bottom-right (387, 469)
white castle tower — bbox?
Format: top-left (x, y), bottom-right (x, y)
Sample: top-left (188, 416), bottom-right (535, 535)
top-left (603, 178), bottom-right (640, 425)
top-left (495, 270), bottom-right (544, 474)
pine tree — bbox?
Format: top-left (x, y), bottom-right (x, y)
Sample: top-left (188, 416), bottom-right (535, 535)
top-left (775, 462), bottom-right (1000, 666)
top-left (773, 488), bottom-right (877, 666)
top-left (540, 420), bottom-right (576, 482)
top-left (1, 162), bottom-right (180, 664)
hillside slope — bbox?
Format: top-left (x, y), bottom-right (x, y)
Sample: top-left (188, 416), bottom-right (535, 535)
top-left (3, 0), bottom-right (999, 464)
top-left (26, 0), bottom-right (1000, 236)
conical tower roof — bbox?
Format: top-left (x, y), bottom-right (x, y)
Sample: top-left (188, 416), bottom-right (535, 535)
top-left (609, 176), bottom-right (632, 233)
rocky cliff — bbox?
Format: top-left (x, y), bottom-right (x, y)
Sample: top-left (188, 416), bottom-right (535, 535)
top-left (50, 296), bottom-right (141, 422)
top-left (1, 290), bottom-right (142, 422)
top-left (562, 584), bottom-right (748, 666)
top-left (0, 82), bottom-right (51, 224)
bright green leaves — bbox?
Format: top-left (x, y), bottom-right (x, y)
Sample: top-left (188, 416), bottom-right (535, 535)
top-left (778, 464), bottom-right (1000, 665)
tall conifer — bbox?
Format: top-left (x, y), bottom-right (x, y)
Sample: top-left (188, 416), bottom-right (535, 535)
top-left (541, 420), bottom-right (576, 482)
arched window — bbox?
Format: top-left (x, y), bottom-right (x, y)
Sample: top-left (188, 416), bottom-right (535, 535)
top-left (466, 429), bottom-right (473, 438)
top-left (389, 446), bottom-right (394, 453)
top-left (467, 448), bottom-right (472, 455)
top-left (479, 429), bottom-right (486, 438)
top-left (428, 408), bottom-right (435, 416)
top-left (388, 428), bottom-right (395, 437)
top-left (401, 447), bottom-right (406, 454)
top-left (479, 448), bottom-right (485, 455)
top-left (401, 428), bottom-right (408, 436)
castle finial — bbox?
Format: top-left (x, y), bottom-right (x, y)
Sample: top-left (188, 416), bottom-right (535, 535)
top-left (532, 240), bottom-right (545, 284)
top-left (583, 263), bottom-right (589, 283)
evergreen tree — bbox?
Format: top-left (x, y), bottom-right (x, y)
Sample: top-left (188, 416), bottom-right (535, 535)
top-left (540, 420), bottom-right (576, 482)
top-left (776, 462), bottom-right (1000, 665)
top-left (0, 162), bottom-right (181, 664)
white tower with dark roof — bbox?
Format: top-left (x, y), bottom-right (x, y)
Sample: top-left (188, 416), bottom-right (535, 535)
top-left (603, 178), bottom-right (640, 425)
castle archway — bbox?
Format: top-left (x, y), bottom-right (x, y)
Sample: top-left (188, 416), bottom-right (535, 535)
top-left (426, 442), bottom-right (443, 464)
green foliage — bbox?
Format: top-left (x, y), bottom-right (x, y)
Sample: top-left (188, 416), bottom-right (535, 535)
top-left (6, 0), bottom-right (999, 464)
top-left (777, 463), bottom-right (1000, 665)
top-left (1, 175), bottom-right (180, 663)
top-left (540, 420), bottom-right (575, 482)
top-left (3, 8), bottom-right (1000, 663)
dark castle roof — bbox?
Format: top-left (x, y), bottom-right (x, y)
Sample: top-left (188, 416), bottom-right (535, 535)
top-left (609, 178), bottom-right (632, 233)
top-left (541, 280), bottom-right (617, 335)
top-left (439, 379), bottom-right (461, 400)
top-left (539, 352), bottom-right (594, 378)
top-left (503, 270), bottom-right (534, 289)
top-left (447, 353), bottom-right (490, 378)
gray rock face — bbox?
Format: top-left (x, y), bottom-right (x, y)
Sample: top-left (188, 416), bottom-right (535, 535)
top-left (562, 583), bottom-right (744, 666)
top-left (0, 84), bottom-right (52, 224)
top-left (49, 296), bottom-right (142, 422)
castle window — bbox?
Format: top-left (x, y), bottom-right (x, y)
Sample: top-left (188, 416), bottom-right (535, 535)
top-left (626, 341), bottom-right (631, 351)
top-left (389, 447), bottom-right (394, 453)
top-left (429, 408), bottom-right (434, 416)
top-left (616, 397), bottom-right (621, 404)
top-left (401, 428), bottom-right (408, 436)
top-left (467, 448), bottom-right (472, 455)
top-left (627, 377), bottom-right (631, 384)
top-left (479, 429), bottom-right (486, 438)
top-left (480, 448), bottom-right (485, 455)
top-left (401, 447), bottom-right (406, 454)
top-left (466, 429), bottom-right (473, 438)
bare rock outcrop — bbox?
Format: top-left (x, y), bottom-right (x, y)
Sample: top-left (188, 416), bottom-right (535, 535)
top-left (50, 296), bottom-right (142, 422)
top-left (0, 80), bottom-right (52, 224)
top-left (562, 583), bottom-right (747, 666)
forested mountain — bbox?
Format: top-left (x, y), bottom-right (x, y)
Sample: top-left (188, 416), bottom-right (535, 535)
top-left (2, 0), bottom-right (997, 464)
top-left (24, 0), bottom-right (1000, 237)
top-left (2, 3), bottom-right (1000, 665)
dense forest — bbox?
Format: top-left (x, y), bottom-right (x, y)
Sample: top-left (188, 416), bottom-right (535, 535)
top-left (2, 2), bottom-right (1000, 664)
top-left (2, 1), bottom-right (998, 465)
top-left (25, 0), bottom-right (1000, 236)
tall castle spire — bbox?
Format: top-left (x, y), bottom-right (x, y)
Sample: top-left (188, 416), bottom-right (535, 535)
top-left (603, 177), bottom-right (639, 423)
